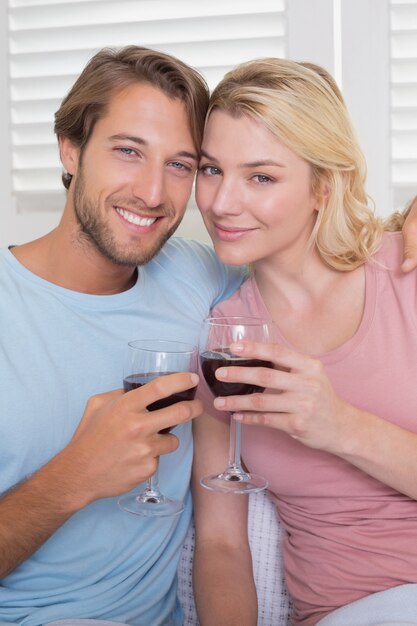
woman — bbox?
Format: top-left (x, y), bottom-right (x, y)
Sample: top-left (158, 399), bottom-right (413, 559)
top-left (192, 58), bottom-right (417, 626)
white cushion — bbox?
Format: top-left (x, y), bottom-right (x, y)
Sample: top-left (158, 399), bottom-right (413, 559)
top-left (177, 490), bottom-right (292, 625)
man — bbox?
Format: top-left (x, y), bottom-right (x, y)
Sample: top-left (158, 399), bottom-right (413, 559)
top-left (0, 46), bottom-right (243, 626)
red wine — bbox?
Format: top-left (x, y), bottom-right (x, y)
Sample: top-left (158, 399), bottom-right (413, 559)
top-left (123, 373), bottom-right (197, 433)
top-left (200, 349), bottom-right (273, 397)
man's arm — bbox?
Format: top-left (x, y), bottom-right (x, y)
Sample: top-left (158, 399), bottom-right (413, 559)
top-left (192, 413), bottom-right (257, 626)
top-left (0, 373), bottom-right (200, 578)
top-left (391, 195), bottom-right (417, 272)
top-left (402, 195), bottom-right (417, 271)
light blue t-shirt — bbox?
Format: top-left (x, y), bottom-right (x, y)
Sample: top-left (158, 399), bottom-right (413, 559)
top-left (0, 238), bottom-right (244, 626)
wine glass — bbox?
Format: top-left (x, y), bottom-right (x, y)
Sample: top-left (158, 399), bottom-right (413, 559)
top-left (118, 339), bottom-right (198, 517)
top-left (199, 316), bottom-right (274, 494)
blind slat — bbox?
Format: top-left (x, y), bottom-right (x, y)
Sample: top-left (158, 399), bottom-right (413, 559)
top-left (10, 14), bottom-right (285, 55)
top-left (10, 0), bottom-right (285, 30)
top-left (391, 1), bottom-right (417, 201)
top-left (10, 37), bottom-right (285, 79)
top-left (391, 84), bottom-right (417, 107)
top-left (391, 31), bottom-right (417, 57)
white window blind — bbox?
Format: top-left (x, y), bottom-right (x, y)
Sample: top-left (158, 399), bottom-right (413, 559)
top-left (391, 0), bottom-right (417, 209)
top-left (8, 0), bottom-right (286, 213)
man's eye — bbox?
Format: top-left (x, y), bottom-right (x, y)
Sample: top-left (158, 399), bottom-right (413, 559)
top-left (169, 161), bottom-right (193, 173)
top-left (118, 147), bottom-right (136, 156)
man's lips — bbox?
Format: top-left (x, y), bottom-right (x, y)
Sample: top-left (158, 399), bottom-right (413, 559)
top-left (214, 223), bottom-right (256, 241)
top-left (115, 207), bottom-right (159, 227)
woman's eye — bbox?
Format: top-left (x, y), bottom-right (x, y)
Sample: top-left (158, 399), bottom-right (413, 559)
top-left (199, 165), bottom-right (221, 176)
top-left (253, 174), bottom-right (272, 184)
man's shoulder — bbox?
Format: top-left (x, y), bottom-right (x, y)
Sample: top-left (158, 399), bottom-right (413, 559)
top-left (0, 247), bottom-right (17, 278)
top-left (150, 237), bottom-right (225, 279)
top-left (148, 237), bottom-right (246, 302)
top-left (155, 237), bottom-right (216, 264)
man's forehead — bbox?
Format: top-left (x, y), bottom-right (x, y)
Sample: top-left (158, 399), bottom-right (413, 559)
top-left (83, 82), bottom-right (197, 153)
top-left (105, 82), bottom-right (184, 117)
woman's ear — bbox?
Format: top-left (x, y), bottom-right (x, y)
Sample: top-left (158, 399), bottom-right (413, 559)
top-left (315, 176), bottom-right (330, 212)
top-left (58, 136), bottom-right (80, 177)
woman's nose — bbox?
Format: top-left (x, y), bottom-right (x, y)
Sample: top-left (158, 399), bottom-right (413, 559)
top-left (210, 179), bottom-right (242, 217)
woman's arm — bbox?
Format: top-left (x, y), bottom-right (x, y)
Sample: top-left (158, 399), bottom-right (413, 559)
top-left (212, 340), bottom-right (417, 501)
top-left (192, 413), bottom-right (257, 626)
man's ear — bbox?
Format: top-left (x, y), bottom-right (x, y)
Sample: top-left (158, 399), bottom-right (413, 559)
top-left (58, 136), bottom-right (80, 177)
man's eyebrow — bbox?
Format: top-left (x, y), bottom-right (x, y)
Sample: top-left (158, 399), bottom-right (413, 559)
top-left (109, 134), bottom-right (147, 145)
top-left (109, 134), bottom-right (198, 161)
top-left (200, 150), bottom-right (285, 168)
top-left (176, 150), bottom-right (199, 161)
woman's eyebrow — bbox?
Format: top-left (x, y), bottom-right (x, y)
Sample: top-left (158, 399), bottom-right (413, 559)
top-left (200, 150), bottom-right (285, 169)
top-left (239, 159), bottom-right (286, 168)
top-left (200, 149), bottom-right (219, 162)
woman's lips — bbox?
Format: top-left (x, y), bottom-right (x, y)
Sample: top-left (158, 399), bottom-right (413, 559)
top-left (214, 224), bottom-right (256, 241)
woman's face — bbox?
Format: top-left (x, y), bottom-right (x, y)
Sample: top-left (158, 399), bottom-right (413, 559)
top-left (196, 110), bottom-right (320, 268)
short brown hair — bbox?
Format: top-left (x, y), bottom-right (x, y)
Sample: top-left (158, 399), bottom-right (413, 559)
top-left (54, 46), bottom-right (209, 189)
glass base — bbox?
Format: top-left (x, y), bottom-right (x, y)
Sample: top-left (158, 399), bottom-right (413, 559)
top-left (118, 492), bottom-right (184, 517)
top-left (200, 469), bottom-right (268, 494)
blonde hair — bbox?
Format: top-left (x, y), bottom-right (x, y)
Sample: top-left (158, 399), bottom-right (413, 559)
top-left (208, 58), bottom-right (384, 271)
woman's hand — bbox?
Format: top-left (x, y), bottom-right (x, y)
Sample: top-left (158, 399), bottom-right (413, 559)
top-left (212, 340), bottom-right (357, 454)
top-left (210, 340), bottom-right (417, 500)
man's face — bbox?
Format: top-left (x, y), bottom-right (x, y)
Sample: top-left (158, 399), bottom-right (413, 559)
top-left (65, 82), bottom-right (198, 266)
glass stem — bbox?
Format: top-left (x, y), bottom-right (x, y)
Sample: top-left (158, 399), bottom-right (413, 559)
top-left (145, 470), bottom-right (160, 497)
top-left (228, 413), bottom-right (244, 472)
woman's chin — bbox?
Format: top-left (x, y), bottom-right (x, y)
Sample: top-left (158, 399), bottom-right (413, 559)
top-left (213, 244), bottom-right (251, 267)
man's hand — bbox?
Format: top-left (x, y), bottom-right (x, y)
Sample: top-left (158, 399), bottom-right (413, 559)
top-left (62, 372), bottom-right (201, 508)
top-left (401, 195), bottom-right (417, 272)
top-left (0, 372), bottom-right (201, 577)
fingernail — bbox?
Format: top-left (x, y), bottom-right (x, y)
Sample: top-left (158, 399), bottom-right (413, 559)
top-left (214, 398), bottom-right (226, 408)
top-left (402, 259), bottom-right (414, 271)
top-left (190, 373), bottom-right (199, 385)
top-left (216, 368), bottom-right (227, 379)
top-left (233, 413), bottom-right (243, 421)
top-left (231, 342), bottom-right (243, 352)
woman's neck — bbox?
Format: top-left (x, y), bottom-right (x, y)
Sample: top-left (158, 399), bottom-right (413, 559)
top-left (253, 247), bottom-right (366, 355)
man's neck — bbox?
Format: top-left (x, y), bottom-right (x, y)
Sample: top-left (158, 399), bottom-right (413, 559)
top-left (11, 229), bottom-right (138, 296)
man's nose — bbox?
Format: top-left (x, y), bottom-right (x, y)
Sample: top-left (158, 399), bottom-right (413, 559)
top-left (132, 163), bottom-right (165, 209)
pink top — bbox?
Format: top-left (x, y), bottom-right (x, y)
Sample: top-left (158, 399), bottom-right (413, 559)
top-left (198, 232), bottom-right (417, 625)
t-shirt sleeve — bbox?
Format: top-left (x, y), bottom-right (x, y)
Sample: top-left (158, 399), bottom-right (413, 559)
top-left (168, 238), bottom-right (246, 309)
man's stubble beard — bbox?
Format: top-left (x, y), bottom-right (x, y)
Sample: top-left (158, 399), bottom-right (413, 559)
top-left (72, 166), bottom-right (183, 267)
